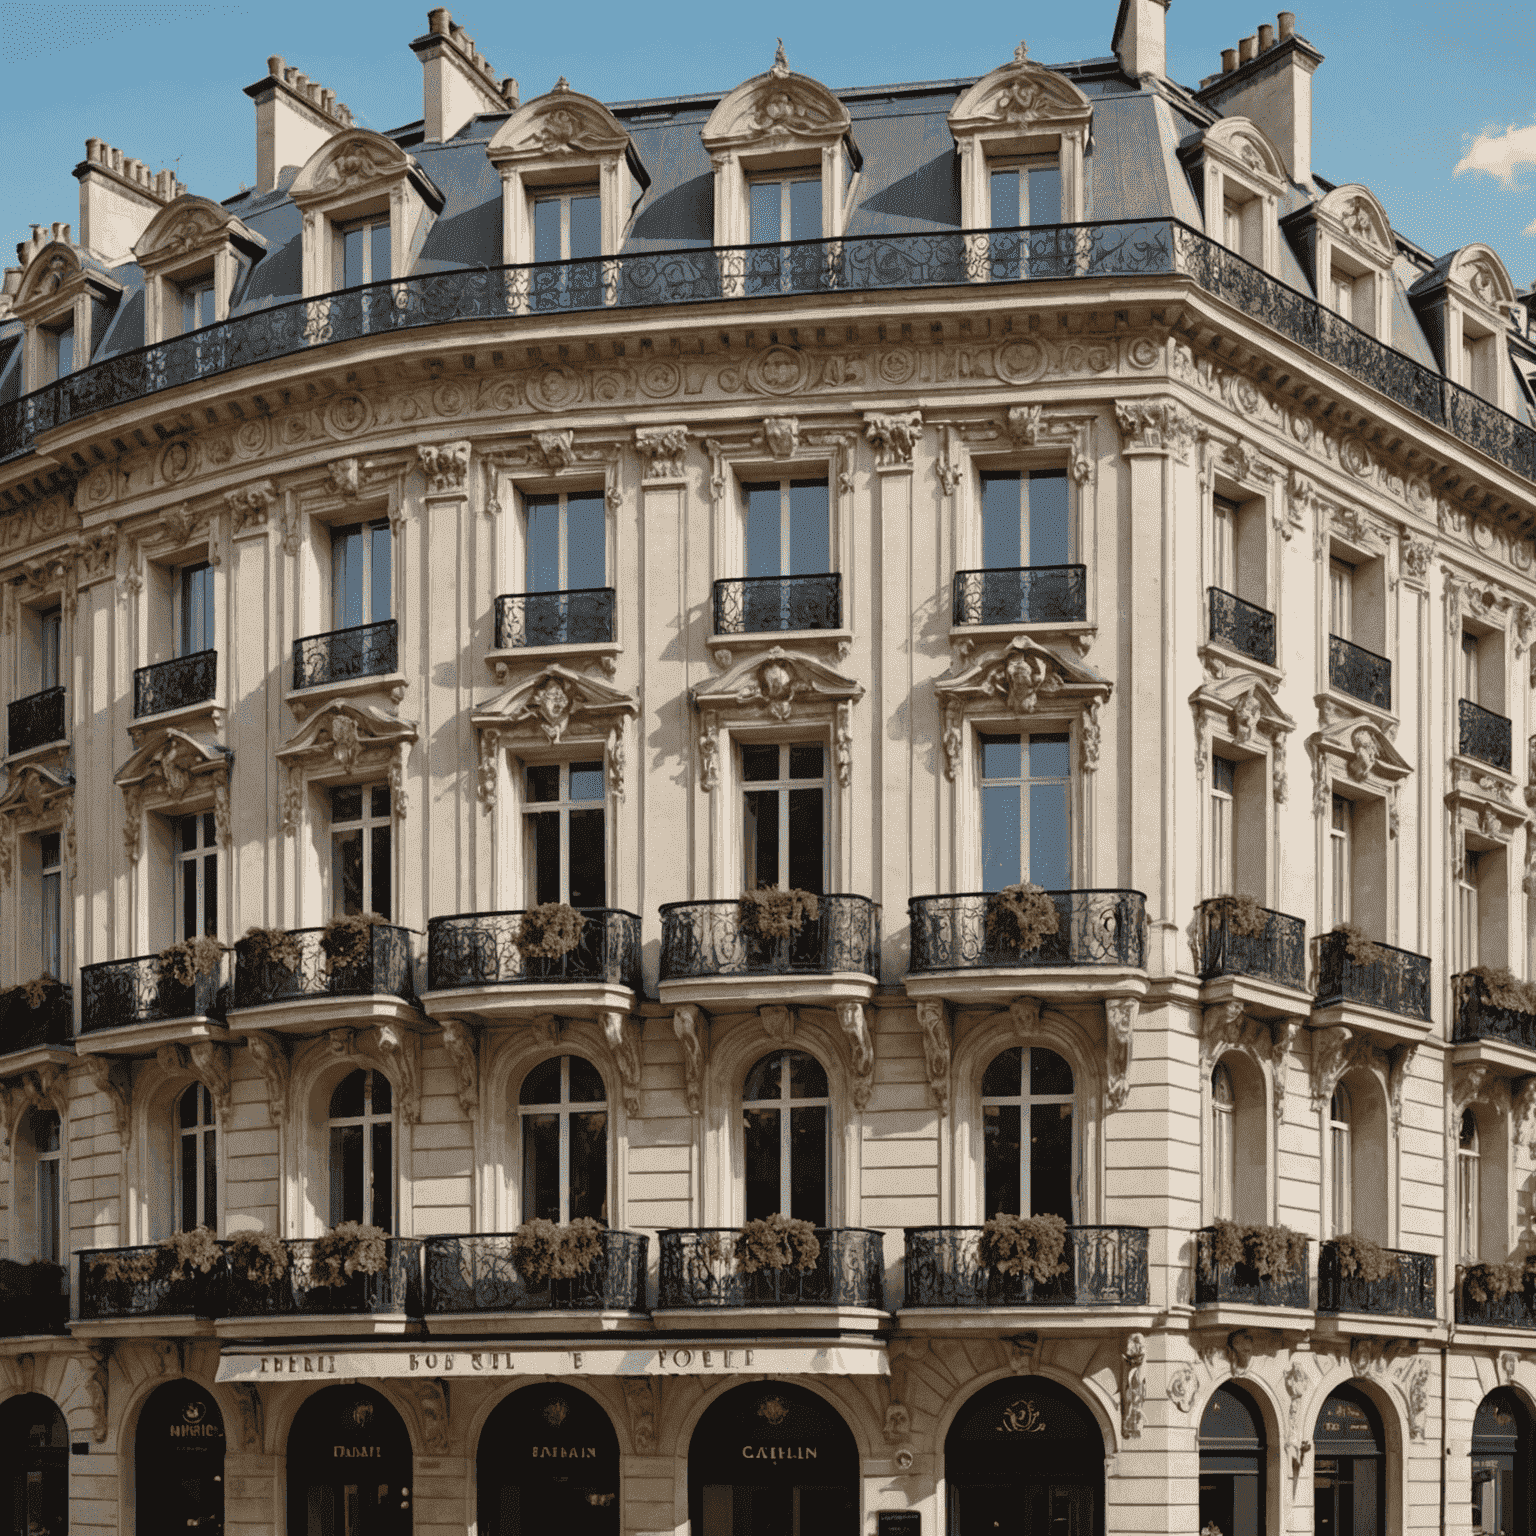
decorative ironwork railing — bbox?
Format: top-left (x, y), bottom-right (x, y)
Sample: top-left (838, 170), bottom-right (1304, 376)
top-left (1192, 1228), bottom-right (1310, 1309)
top-left (657, 1228), bottom-right (884, 1309)
top-left (7, 685), bottom-right (66, 755)
top-left (903, 1226), bottom-right (1149, 1308)
top-left (658, 895), bottom-right (880, 981)
top-left (952, 565), bottom-right (1088, 626)
top-left (0, 982), bottom-right (72, 1057)
top-left (1458, 698), bottom-right (1512, 772)
top-left (1207, 587), bottom-right (1276, 666)
top-left (291, 619), bottom-right (398, 691)
top-left (79, 953), bottom-right (225, 1032)
top-left (712, 573), bottom-right (842, 634)
top-left (424, 1230), bottom-right (648, 1313)
top-left (0, 1261), bottom-right (68, 1336)
top-left (78, 1245), bottom-right (224, 1320)
top-left (1316, 1241), bottom-right (1436, 1319)
top-left (907, 890), bottom-right (1147, 973)
top-left (133, 649), bottom-right (217, 718)
top-left (1456, 1268), bottom-right (1536, 1330)
top-left (1195, 899), bottom-right (1307, 992)
top-left (222, 1237), bottom-right (423, 1318)
top-left (426, 908), bottom-right (642, 993)
top-left (1452, 971), bottom-right (1536, 1053)
top-left (1328, 634), bottom-right (1391, 709)
top-left (1313, 930), bottom-right (1432, 1022)
top-left (230, 925), bottom-right (417, 1010)
top-left (494, 588), bottom-right (616, 648)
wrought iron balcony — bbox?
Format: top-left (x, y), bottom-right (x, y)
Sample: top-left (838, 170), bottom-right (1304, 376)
top-left (0, 1261), bottom-right (68, 1336)
top-left (1195, 899), bottom-right (1307, 992)
top-left (77, 1245), bottom-right (224, 1321)
top-left (133, 649), bottom-right (217, 718)
top-left (1452, 971), bottom-right (1536, 1053)
top-left (1313, 930), bottom-right (1432, 1022)
top-left (712, 573), bottom-right (841, 635)
top-left (79, 954), bottom-right (225, 1033)
top-left (1207, 587), bottom-right (1276, 666)
top-left (657, 1228), bottom-right (883, 1310)
top-left (952, 565), bottom-right (1087, 626)
top-left (0, 980), bottom-right (72, 1057)
top-left (424, 1230), bottom-right (648, 1314)
top-left (222, 1237), bottom-right (423, 1318)
top-left (426, 908), bottom-right (641, 993)
top-left (658, 895), bottom-right (880, 982)
top-left (1328, 634), bottom-right (1391, 709)
top-left (1459, 698), bottom-right (1512, 772)
top-left (8, 685), bottom-right (65, 755)
top-left (1317, 1241), bottom-right (1436, 1320)
top-left (1455, 1267), bottom-right (1536, 1330)
top-left (907, 890), bottom-right (1147, 973)
top-left (495, 588), bottom-right (616, 648)
top-left (1193, 1227), bottom-right (1310, 1309)
top-left (291, 618), bottom-right (398, 691)
top-left (231, 924), bottom-right (417, 1011)
top-left (903, 1226), bottom-right (1148, 1308)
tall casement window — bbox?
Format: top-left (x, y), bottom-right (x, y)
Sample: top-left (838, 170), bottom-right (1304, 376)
top-left (742, 742), bottom-right (825, 894)
top-left (39, 605), bottom-right (62, 691)
top-left (40, 831), bottom-right (61, 979)
top-left (1460, 629), bottom-right (1481, 704)
top-left (1458, 1109), bottom-right (1481, 1263)
top-left (1211, 1062), bottom-right (1237, 1223)
top-left (176, 812), bottom-right (218, 940)
top-left (743, 478), bottom-right (832, 624)
top-left (1210, 756), bottom-right (1236, 896)
top-left (35, 1111), bottom-right (62, 1266)
top-left (1329, 556), bottom-right (1353, 642)
top-left (1212, 495), bottom-right (1237, 593)
top-left (331, 784), bottom-right (392, 919)
top-left (1329, 1086), bottom-right (1353, 1237)
top-left (524, 761), bottom-right (606, 908)
top-left (981, 1047), bottom-right (1074, 1221)
top-left (989, 162), bottom-right (1062, 227)
top-left (980, 731), bottom-right (1070, 891)
top-left (750, 174), bottom-right (822, 244)
top-left (1329, 795), bottom-right (1353, 929)
top-left (179, 562), bottom-right (215, 656)
top-left (328, 1069), bottom-right (394, 1231)
top-left (742, 1050), bottom-right (828, 1225)
top-left (331, 519), bottom-right (391, 630)
top-left (1459, 848), bottom-right (1482, 974)
top-left (43, 321), bottom-right (75, 383)
top-left (178, 1083), bottom-right (217, 1232)
top-left (336, 215), bottom-right (390, 288)
top-left (981, 470), bottom-right (1069, 570)
top-left (519, 1055), bottom-right (608, 1224)
top-left (526, 491), bottom-right (605, 595)
top-left (534, 189), bottom-right (601, 263)
top-left (177, 277), bottom-right (216, 336)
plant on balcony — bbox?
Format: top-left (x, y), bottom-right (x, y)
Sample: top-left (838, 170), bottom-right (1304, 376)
top-left (0, 1258), bottom-right (64, 1302)
top-left (1460, 1258), bottom-right (1533, 1304)
top-left (1206, 894), bottom-right (1270, 938)
top-left (310, 1222), bottom-right (389, 1288)
top-left (734, 1214), bottom-right (821, 1274)
top-left (1210, 1218), bottom-right (1308, 1279)
top-left (517, 902), bottom-right (586, 959)
top-left (88, 1247), bottom-right (159, 1284)
top-left (227, 1229), bottom-right (291, 1288)
top-left (977, 1212), bottom-right (1068, 1281)
top-left (321, 912), bottom-right (390, 973)
top-left (1455, 966), bottom-right (1536, 1014)
top-left (739, 886), bottom-right (820, 942)
top-left (156, 935), bottom-right (226, 989)
top-left (985, 883), bottom-right (1060, 951)
top-left (507, 1216), bottom-right (605, 1284)
top-left (162, 1225), bottom-right (222, 1281)
top-left (0, 973), bottom-right (64, 1010)
top-left (241, 925), bottom-right (305, 974)
top-left (1332, 1232), bottom-right (1400, 1283)
top-left (1332, 924), bottom-right (1386, 968)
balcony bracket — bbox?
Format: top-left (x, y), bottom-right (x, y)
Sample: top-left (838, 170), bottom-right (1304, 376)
top-left (674, 1005), bottom-right (706, 1116)
top-left (1106, 998), bottom-right (1138, 1112)
top-left (839, 1001), bottom-right (874, 1110)
top-left (81, 1055), bottom-right (132, 1147)
top-left (600, 1010), bottom-right (642, 1116)
top-left (915, 1000), bottom-right (951, 1112)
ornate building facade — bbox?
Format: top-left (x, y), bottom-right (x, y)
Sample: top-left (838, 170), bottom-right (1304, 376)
top-left (2, 2), bottom-right (1536, 1532)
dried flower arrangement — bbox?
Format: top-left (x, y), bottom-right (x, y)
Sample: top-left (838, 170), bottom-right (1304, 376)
top-left (161, 1226), bottom-right (222, 1280)
top-left (1461, 1259), bottom-right (1532, 1305)
top-left (985, 883), bottom-right (1060, 952)
top-left (226, 1229), bottom-right (291, 1288)
top-left (310, 1222), bottom-right (389, 1288)
top-left (1206, 893), bottom-right (1271, 938)
top-left (978, 1213), bottom-right (1069, 1282)
top-left (0, 974), bottom-right (65, 1011)
top-left (321, 912), bottom-right (390, 973)
top-left (1331, 1232), bottom-right (1400, 1283)
top-left (156, 935), bottom-right (226, 990)
top-left (1332, 924), bottom-right (1386, 968)
top-left (517, 902), bottom-right (586, 960)
top-left (241, 926), bottom-right (305, 974)
top-left (1210, 1218), bottom-right (1308, 1279)
top-left (739, 887), bottom-right (820, 942)
top-left (508, 1217), bottom-right (606, 1284)
top-left (734, 1214), bottom-right (822, 1274)
top-left (1455, 966), bottom-right (1536, 1015)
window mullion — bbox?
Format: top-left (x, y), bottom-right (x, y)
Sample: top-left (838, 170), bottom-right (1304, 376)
top-left (559, 1058), bottom-right (572, 1225)
top-left (780, 1075), bottom-right (793, 1216)
top-left (779, 482), bottom-right (791, 576)
top-left (558, 495), bottom-right (570, 591)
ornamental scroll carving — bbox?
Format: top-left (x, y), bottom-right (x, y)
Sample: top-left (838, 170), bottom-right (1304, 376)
top-left (276, 702), bottom-right (417, 836)
top-left (838, 1002), bottom-right (874, 1110)
top-left (246, 1031), bottom-right (290, 1131)
top-left (1005, 405), bottom-right (1095, 484)
top-left (438, 1019), bottom-right (479, 1116)
top-left (1105, 999), bottom-right (1137, 1112)
top-left (1114, 399), bottom-right (1194, 458)
top-left (601, 1010), bottom-right (643, 1117)
top-left (915, 1000), bottom-right (950, 1112)
top-left (673, 1005), bottom-right (705, 1116)
top-left (864, 410), bottom-right (923, 469)
top-left (635, 425), bottom-right (688, 480)
top-left (81, 1055), bottom-right (132, 1149)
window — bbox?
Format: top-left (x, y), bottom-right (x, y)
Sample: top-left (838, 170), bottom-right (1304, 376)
top-left (1211, 1062), bottom-right (1236, 1223)
top-left (179, 563), bottom-right (214, 657)
top-left (981, 470), bottom-right (1068, 571)
top-left (989, 163), bottom-right (1062, 228)
top-left (34, 1110), bottom-right (62, 1266)
top-left (750, 175), bottom-right (821, 243)
top-left (981, 1046), bottom-right (1074, 1222)
top-left (742, 1050), bottom-right (828, 1225)
top-left (331, 784), bottom-right (392, 919)
top-left (40, 606), bottom-right (61, 692)
top-left (1222, 193), bottom-right (1261, 264)
top-left (742, 742), bottom-right (825, 894)
top-left (1329, 556), bottom-right (1353, 641)
top-left (1329, 1086), bottom-right (1352, 1238)
top-left (178, 1083), bottom-right (217, 1233)
top-left (1464, 330), bottom-right (1498, 401)
top-left (526, 491), bottom-right (604, 594)
top-left (177, 278), bottom-right (215, 336)
top-left (1210, 756), bottom-right (1235, 897)
top-left (331, 519), bottom-right (391, 630)
top-left (534, 190), bottom-right (601, 263)
top-left (40, 831), bottom-right (61, 980)
top-left (980, 731), bottom-right (1069, 891)
top-left (519, 1055), bottom-right (608, 1224)
top-left (176, 812), bottom-right (218, 940)
top-left (1329, 795), bottom-right (1353, 929)
top-left (1459, 849), bottom-right (1481, 974)
top-left (42, 321), bottom-right (74, 383)
top-left (336, 216), bottom-right (390, 288)
top-left (328, 1068), bottom-right (394, 1230)
top-left (1211, 495), bottom-right (1238, 595)
top-left (745, 479), bottom-right (830, 578)
top-left (1457, 1109), bottom-right (1480, 1263)
top-left (524, 760), bottom-right (606, 908)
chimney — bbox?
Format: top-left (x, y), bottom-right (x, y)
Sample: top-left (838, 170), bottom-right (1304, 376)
top-left (411, 9), bottom-right (517, 143)
top-left (242, 55), bottom-right (356, 194)
top-left (1112, 0), bottom-right (1172, 80)
top-left (72, 138), bottom-right (187, 264)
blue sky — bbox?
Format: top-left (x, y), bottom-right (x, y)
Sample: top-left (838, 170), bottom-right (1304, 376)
top-left (1, 0), bottom-right (1532, 286)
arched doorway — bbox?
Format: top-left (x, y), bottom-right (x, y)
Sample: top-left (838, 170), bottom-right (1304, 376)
top-left (688, 1381), bottom-right (858, 1536)
top-left (477, 1384), bottom-right (619, 1536)
top-left (945, 1376), bottom-right (1103, 1536)
top-left (1472, 1387), bottom-right (1532, 1535)
top-left (136, 1379), bottom-right (225, 1534)
top-left (0, 1392), bottom-right (68, 1536)
top-left (286, 1385), bottom-right (412, 1536)
top-left (1199, 1384), bottom-right (1266, 1536)
top-left (1313, 1385), bottom-right (1385, 1536)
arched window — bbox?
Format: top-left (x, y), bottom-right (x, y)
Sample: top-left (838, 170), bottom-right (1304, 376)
top-left (1199, 1384), bottom-right (1267, 1536)
top-left (1329, 1086), bottom-right (1352, 1237)
top-left (981, 1046), bottom-right (1073, 1221)
top-left (327, 1069), bottom-right (394, 1231)
top-left (178, 1083), bottom-right (217, 1232)
top-left (743, 1050), bottom-right (828, 1224)
top-left (1458, 1108), bottom-right (1481, 1263)
top-left (1211, 1062), bottom-right (1237, 1223)
top-left (519, 1055), bottom-right (608, 1223)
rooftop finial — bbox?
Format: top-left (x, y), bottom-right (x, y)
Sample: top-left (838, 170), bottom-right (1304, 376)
top-left (771, 38), bottom-right (790, 78)
top-left (553, 75), bottom-right (570, 92)
top-left (1013, 40), bottom-right (1029, 64)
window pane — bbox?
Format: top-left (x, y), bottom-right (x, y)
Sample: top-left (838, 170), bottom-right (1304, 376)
top-left (981, 784), bottom-right (1021, 891)
top-left (333, 526), bottom-right (363, 629)
top-left (333, 827), bottom-right (363, 915)
top-left (982, 1047), bottom-right (1023, 1099)
top-left (744, 484), bottom-right (783, 578)
top-left (789, 178), bottom-right (821, 241)
top-left (181, 1127), bottom-right (199, 1231)
top-left (343, 227), bottom-right (366, 288)
top-left (370, 222), bottom-right (391, 284)
top-left (981, 733), bottom-right (1021, 781)
top-left (330, 1123), bottom-right (363, 1225)
top-left (179, 1085), bottom-right (201, 1129)
top-left (55, 328), bottom-right (74, 378)
top-left (1031, 1048), bottom-right (1073, 1096)
top-left (989, 170), bottom-right (1020, 228)
top-left (1028, 780), bottom-right (1069, 889)
top-left (567, 807), bottom-right (606, 908)
top-left (196, 285), bottom-right (215, 330)
top-left (1027, 165), bottom-right (1062, 225)
top-left (42, 871), bottom-right (61, 979)
top-left (41, 611), bottom-right (61, 690)
top-left (530, 811), bottom-right (561, 906)
top-left (526, 764), bottom-right (560, 802)
top-left (741, 743), bottom-right (779, 782)
top-left (370, 823), bottom-right (391, 918)
top-left (181, 288), bottom-right (199, 336)
top-left (182, 855), bottom-right (199, 945)
top-left (566, 494), bottom-right (606, 589)
top-left (743, 1108), bottom-right (780, 1220)
top-left (332, 785), bottom-right (362, 822)
top-left (519, 1058), bottom-right (561, 1105)
top-left (981, 473), bottom-right (1024, 570)
top-left (743, 1054), bottom-right (781, 1102)
top-left (330, 1070), bottom-right (366, 1118)
top-left (1027, 471), bottom-right (1070, 567)
top-left (570, 761), bottom-right (605, 801)
top-left (1030, 1101), bottom-right (1073, 1220)
top-left (789, 1106), bottom-right (827, 1225)
top-left (203, 1128), bottom-right (218, 1229)
top-left (788, 1050), bottom-right (827, 1097)
top-left (534, 200), bottom-right (562, 264)
top-left (786, 788), bottom-right (824, 894)
top-left (568, 195), bottom-right (601, 261)
top-left (787, 480), bottom-right (829, 576)
top-left (788, 742), bottom-right (824, 780)
top-left (745, 789), bottom-right (779, 889)
top-left (526, 497), bottom-right (560, 591)
top-left (38, 1160), bottom-right (59, 1265)
top-left (370, 1121), bottom-right (392, 1232)
top-left (984, 1102), bottom-right (1022, 1216)
top-left (1213, 756), bottom-right (1236, 796)
top-left (370, 524), bottom-right (391, 623)
top-left (750, 182), bottom-right (782, 245)
top-left (1028, 732), bottom-right (1070, 779)
top-left (569, 1111), bottom-right (608, 1222)
top-left (569, 1056), bottom-right (606, 1103)
top-left (371, 784), bottom-right (391, 819)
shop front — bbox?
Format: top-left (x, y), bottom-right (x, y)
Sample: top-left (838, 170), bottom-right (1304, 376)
top-left (286, 1384), bottom-right (413, 1536)
top-left (1471, 1387), bottom-right (1532, 1536)
top-left (1312, 1386), bottom-right (1384, 1536)
top-left (1, 1392), bottom-right (68, 1536)
top-left (1198, 1384), bottom-right (1266, 1536)
top-left (135, 1379), bottom-right (225, 1535)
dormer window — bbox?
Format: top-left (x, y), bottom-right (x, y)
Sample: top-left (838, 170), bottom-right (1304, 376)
top-left (1182, 118), bottom-right (1287, 277)
top-left (534, 190), bottom-right (601, 262)
top-left (1284, 186), bottom-right (1395, 339)
top-left (337, 215), bottom-right (391, 289)
top-left (990, 162), bottom-right (1061, 228)
top-left (11, 224), bottom-right (123, 391)
top-left (177, 277), bottom-right (215, 335)
top-left (1409, 243), bottom-right (1518, 410)
top-left (42, 320), bottom-right (74, 382)
top-left (751, 174), bottom-right (821, 244)
top-left (133, 195), bottom-right (266, 345)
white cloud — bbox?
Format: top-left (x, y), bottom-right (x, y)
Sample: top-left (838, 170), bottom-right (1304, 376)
top-left (1455, 121), bottom-right (1536, 187)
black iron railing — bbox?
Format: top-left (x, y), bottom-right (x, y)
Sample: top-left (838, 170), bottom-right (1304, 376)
top-left (426, 908), bottom-right (642, 993)
top-left (230, 925), bottom-right (417, 1010)
top-left (1452, 972), bottom-right (1536, 1053)
top-left (0, 981), bottom-right (72, 1057)
top-left (494, 588), bottom-right (616, 648)
top-left (7, 686), bottom-right (66, 755)
top-left (0, 1261), bottom-right (68, 1336)
top-left (658, 895), bottom-right (879, 981)
top-left (1459, 698), bottom-right (1512, 772)
top-left (1208, 588), bottom-right (1276, 666)
top-left (223, 1237), bottom-right (423, 1318)
top-left (78, 1245), bottom-right (224, 1320)
top-left (712, 573), bottom-right (842, 634)
top-left (1195, 899), bottom-right (1307, 991)
top-left (1317, 1241), bottom-right (1436, 1319)
top-left (1193, 1228), bottom-right (1310, 1309)
top-left (291, 619), bottom-right (398, 691)
top-left (1313, 930), bottom-right (1432, 1022)
top-left (133, 650), bottom-right (217, 718)
top-left (952, 565), bottom-right (1087, 626)
top-left (907, 890), bottom-right (1147, 973)
top-left (79, 954), bottom-right (225, 1033)
top-left (1456, 1268), bottom-right (1536, 1329)
top-left (903, 1226), bottom-right (1148, 1308)
top-left (657, 1228), bottom-right (884, 1309)
top-left (424, 1230), bottom-right (648, 1314)
top-left (1328, 635), bottom-right (1391, 709)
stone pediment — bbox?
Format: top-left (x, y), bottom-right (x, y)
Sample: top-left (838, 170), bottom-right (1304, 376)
top-left (936, 632), bottom-right (1109, 716)
top-left (488, 80), bottom-right (636, 167)
top-left (1193, 117), bottom-right (1289, 191)
top-left (0, 758), bottom-right (72, 819)
top-left (693, 646), bottom-right (864, 722)
top-left (115, 727), bottom-right (229, 797)
top-left (1449, 244), bottom-right (1517, 313)
top-left (702, 44), bottom-right (851, 153)
top-left (275, 700), bottom-right (418, 835)
top-left (948, 46), bottom-right (1092, 138)
top-left (1447, 759), bottom-right (1527, 845)
top-left (1315, 185), bottom-right (1393, 259)
top-left (1310, 716), bottom-right (1411, 787)
top-left (290, 128), bottom-right (442, 212)
top-left (132, 195), bottom-right (266, 272)
top-left (13, 237), bottom-right (120, 321)
top-left (1191, 670), bottom-right (1295, 745)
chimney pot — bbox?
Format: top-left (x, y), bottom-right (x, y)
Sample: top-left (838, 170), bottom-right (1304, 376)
top-left (501, 77), bottom-right (519, 105)
top-left (268, 54), bottom-right (285, 77)
top-left (109, 147), bottom-right (123, 172)
top-left (450, 22), bottom-right (465, 41)
top-left (1278, 11), bottom-right (1296, 38)
top-left (322, 88), bottom-right (336, 113)
top-left (1239, 35), bottom-right (1257, 61)
top-left (428, 6), bottom-right (450, 34)
top-left (1258, 22), bottom-right (1275, 48)
top-left (85, 137), bottom-right (103, 163)
top-left (1221, 48), bottom-right (1238, 72)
